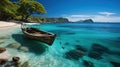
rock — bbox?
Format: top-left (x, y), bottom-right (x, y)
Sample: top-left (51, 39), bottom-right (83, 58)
top-left (91, 43), bottom-right (109, 54)
top-left (82, 19), bottom-right (94, 23)
top-left (88, 51), bottom-right (102, 60)
top-left (83, 60), bottom-right (94, 67)
top-left (22, 61), bottom-right (29, 67)
top-left (7, 43), bottom-right (21, 49)
top-left (64, 42), bottom-right (70, 45)
top-left (12, 56), bottom-right (20, 62)
top-left (76, 19), bottom-right (94, 23)
top-left (110, 61), bottom-right (120, 67)
top-left (0, 50), bottom-right (11, 63)
top-left (0, 50), bottom-right (10, 59)
top-left (0, 36), bottom-right (10, 39)
top-left (65, 50), bottom-right (85, 60)
top-left (88, 43), bottom-right (109, 60)
top-left (8, 56), bottom-right (21, 67)
top-left (75, 45), bottom-right (87, 52)
top-left (0, 40), bottom-right (4, 44)
top-left (19, 46), bottom-right (29, 52)
top-left (4, 60), bottom-right (21, 67)
top-left (0, 48), bottom-right (6, 53)
top-left (0, 59), bottom-right (7, 64)
top-left (18, 62), bottom-right (22, 67)
top-left (107, 50), bottom-right (120, 56)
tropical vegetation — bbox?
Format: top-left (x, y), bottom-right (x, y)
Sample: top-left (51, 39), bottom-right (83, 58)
top-left (0, 0), bottom-right (46, 21)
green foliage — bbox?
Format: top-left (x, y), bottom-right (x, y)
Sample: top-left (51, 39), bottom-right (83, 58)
top-left (0, 0), bottom-right (18, 20)
top-left (45, 18), bottom-right (69, 22)
top-left (17, 0), bottom-right (46, 21)
top-left (28, 17), bottom-right (42, 22)
top-left (0, 0), bottom-right (46, 21)
top-left (28, 16), bottom-right (69, 23)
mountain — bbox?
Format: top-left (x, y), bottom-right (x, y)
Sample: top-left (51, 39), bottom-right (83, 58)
top-left (82, 19), bottom-right (94, 23)
top-left (76, 19), bottom-right (94, 23)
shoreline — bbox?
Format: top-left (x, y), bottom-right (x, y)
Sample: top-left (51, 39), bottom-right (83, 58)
top-left (0, 21), bottom-right (21, 35)
top-left (0, 21), bottom-right (20, 29)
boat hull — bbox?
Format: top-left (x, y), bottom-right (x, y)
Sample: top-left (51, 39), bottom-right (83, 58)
top-left (22, 28), bottom-right (56, 46)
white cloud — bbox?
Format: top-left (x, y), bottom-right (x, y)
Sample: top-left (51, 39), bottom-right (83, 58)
top-left (65, 15), bottom-right (91, 22)
top-left (65, 15), bottom-right (89, 21)
top-left (92, 15), bottom-right (120, 22)
top-left (98, 12), bottom-right (116, 16)
top-left (70, 15), bottom-right (91, 18)
top-left (63, 12), bottom-right (120, 22)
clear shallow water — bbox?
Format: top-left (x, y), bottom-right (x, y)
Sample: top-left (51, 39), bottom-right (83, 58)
top-left (0, 22), bottom-right (120, 67)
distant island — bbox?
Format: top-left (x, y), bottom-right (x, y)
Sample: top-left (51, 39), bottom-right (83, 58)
top-left (26, 16), bottom-right (69, 23)
top-left (75, 19), bottom-right (94, 23)
top-left (32, 17), bottom-right (94, 23)
top-left (45, 18), bottom-right (69, 22)
top-left (34, 18), bottom-right (94, 23)
top-left (82, 19), bottom-right (94, 23)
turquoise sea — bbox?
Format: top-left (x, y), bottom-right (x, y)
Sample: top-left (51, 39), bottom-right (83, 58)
top-left (0, 22), bottom-right (120, 67)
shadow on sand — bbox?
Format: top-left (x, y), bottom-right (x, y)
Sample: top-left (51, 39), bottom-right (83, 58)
top-left (12, 34), bottom-right (48, 55)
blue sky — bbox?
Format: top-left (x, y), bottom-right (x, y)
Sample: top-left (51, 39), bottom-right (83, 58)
top-left (40, 0), bottom-right (120, 16)
top-left (39, 0), bottom-right (120, 22)
top-left (11, 0), bottom-right (120, 22)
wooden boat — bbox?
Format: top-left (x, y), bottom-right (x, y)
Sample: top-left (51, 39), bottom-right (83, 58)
top-left (21, 23), bottom-right (56, 46)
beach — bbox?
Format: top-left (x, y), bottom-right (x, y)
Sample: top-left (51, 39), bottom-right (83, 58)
top-left (0, 21), bottom-right (20, 35)
top-left (0, 21), bottom-right (20, 29)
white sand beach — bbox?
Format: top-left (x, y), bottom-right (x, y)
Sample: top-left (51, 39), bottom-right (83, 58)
top-left (0, 21), bottom-right (20, 29)
top-left (0, 21), bottom-right (20, 35)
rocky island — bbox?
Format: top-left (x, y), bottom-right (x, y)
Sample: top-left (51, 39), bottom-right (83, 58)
top-left (82, 19), bottom-right (94, 23)
top-left (75, 19), bottom-right (94, 23)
